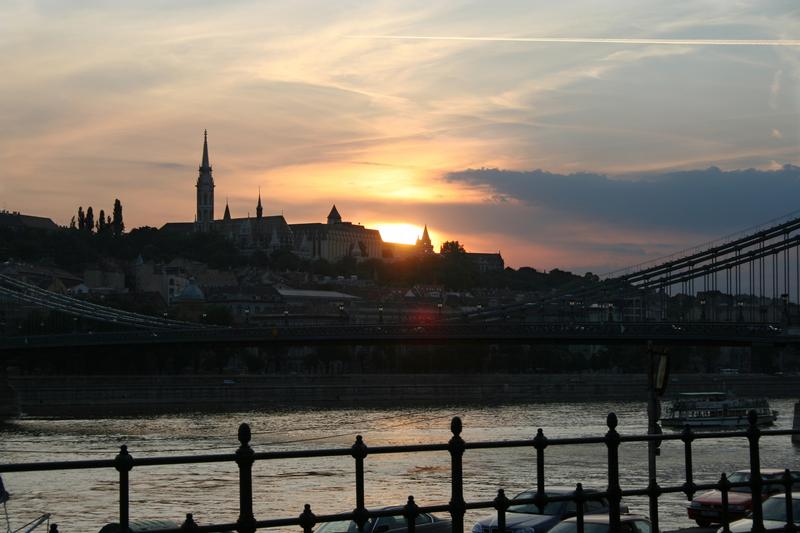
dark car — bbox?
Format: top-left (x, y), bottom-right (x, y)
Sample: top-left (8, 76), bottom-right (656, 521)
top-left (688, 469), bottom-right (800, 527)
top-left (472, 487), bottom-right (620, 533)
top-left (549, 514), bottom-right (651, 533)
top-left (315, 507), bottom-right (448, 533)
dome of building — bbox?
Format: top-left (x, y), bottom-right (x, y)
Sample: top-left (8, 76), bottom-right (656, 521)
top-left (176, 279), bottom-right (205, 302)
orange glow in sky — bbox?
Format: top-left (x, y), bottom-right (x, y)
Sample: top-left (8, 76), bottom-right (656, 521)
top-left (376, 223), bottom-right (423, 245)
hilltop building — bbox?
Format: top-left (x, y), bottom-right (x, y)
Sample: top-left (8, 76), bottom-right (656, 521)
top-left (160, 131), bottom-right (502, 266)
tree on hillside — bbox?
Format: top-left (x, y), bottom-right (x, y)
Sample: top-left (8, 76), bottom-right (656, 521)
top-left (440, 240), bottom-right (466, 255)
top-left (69, 216), bottom-right (76, 230)
top-left (112, 199), bottom-right (124, 237)
top-left (77, 207), bottom-right (85, 231)
top-left (97, 209), bottom-right (106, 233)
top-left (85, 207), bottom-right (94, 233)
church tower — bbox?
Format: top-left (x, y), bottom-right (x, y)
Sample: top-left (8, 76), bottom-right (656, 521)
top-left (256, 187), bottom-right (263, 219)
top-left (195, 130), bottom-right (215, 233)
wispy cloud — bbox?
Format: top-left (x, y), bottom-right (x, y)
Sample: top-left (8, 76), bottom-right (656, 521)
top-left (350, 35), bottom-right (800, 46)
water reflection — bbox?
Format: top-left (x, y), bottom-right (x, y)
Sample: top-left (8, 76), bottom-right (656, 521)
top-left (1, 400), bottom-right (797, 532)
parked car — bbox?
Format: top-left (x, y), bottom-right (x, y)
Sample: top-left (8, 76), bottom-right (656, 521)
top-left (721, 492), bottom-right (800, 533)
top-left (315, 507), bottom-right (448, 533)
top-left (688, 469), bottom-right (800, 527)
top-left (549, 514), bottom-right (651, 533)
top-left (471, 486), bottom-right (621, 533)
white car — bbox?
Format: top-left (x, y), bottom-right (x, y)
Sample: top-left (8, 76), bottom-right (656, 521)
top-left (719, 492), bottom-right (800, 533)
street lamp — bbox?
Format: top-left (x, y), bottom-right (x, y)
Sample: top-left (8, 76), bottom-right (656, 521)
top-left (569, 300), bottom-right (576, 322)
top-left (244, 308), bottom-right (250, 326)
top-left (737, 300), bottom-right (744, 322)
top-left (699, 299), bottom-right (706, 322)
top-left (437, 302), bottom-right (443, 317)
top-left (378, 305), bottom-right (384, 324)
top-left (283, 309), bottom-right (289, 325)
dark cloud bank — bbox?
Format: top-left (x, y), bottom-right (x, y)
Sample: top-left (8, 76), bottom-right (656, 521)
top-left (445, 165), bottom-right (800, 234)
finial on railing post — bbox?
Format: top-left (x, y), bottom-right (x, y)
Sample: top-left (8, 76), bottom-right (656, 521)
top-left (48, 525), bottom-right (59, 533)
top-left (299, 504), bottom-right (317, 533)
top-left (236, 422), bottom-right (256, 533)
top-left (746, 410), bottom-right (764, 533)
top-left (180, 513), bottom-right (199, 531)
top-left (351, 435), bottom-right (369, 532)
top-left (448, 416), bottom-right (466, 533)
top-left (404, 495), bottom-right (420, 533)
top-left (114, 444), bottom-right (134, 533)
top-left (493, 489), bottom-right (510, 533)
top-left (604, 413), bottom-right (621, 533)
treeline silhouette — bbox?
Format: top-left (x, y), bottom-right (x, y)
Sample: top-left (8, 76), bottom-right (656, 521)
top-left (1, 222), bottom-right (597, 291)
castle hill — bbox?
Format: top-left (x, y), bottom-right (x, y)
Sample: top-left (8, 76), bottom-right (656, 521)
top-left (1, 2), bottom-right (799, 533)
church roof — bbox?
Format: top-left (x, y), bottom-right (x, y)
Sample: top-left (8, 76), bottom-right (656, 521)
top-left (327, 204), bottom-right (341, 222)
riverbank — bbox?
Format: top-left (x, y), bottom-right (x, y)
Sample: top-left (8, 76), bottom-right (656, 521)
top-left (8, 372), bottom-right (799, 416)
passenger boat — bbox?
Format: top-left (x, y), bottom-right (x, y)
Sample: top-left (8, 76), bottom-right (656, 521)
top-left (661, 392), bottom-right (778, 429)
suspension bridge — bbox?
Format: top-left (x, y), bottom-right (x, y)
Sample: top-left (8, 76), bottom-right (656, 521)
top-left (4, 211), bottom-right (800, 350)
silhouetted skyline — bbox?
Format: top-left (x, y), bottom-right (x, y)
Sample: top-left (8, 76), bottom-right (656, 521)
top-left (1, 1), bottom-right (797, 271)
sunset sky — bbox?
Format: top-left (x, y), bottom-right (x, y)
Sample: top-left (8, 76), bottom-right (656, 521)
top-left (1, 1), bottom-right (798, 272)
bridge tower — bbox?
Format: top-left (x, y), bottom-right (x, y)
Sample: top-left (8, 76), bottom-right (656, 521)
top-left (195, 130), bottom-right (215, 233)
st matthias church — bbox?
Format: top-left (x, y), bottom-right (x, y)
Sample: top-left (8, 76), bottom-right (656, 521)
top-left (160, 132), bottom-right (446, 264)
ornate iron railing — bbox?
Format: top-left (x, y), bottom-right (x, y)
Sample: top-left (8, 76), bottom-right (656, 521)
top-left (0, 411), bottom-right (797, 533)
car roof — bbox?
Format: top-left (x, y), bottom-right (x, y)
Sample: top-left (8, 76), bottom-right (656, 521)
top-left (518, 486), bottom-right (601, 494)
top-left (562, 515), bottom-right (649, 524)
top-left (732, 469), bottom-right (796, 475)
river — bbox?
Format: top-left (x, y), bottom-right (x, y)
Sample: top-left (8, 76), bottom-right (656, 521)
top-left (1, 399), bottom-right (798, 532)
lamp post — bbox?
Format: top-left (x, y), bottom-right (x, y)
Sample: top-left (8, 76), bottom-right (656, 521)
top-left (437, 302), bottom-right (443, 318)
top-left (699, 298), bottom-right (706, 322)
top-left (283, 309), bottom-right (289, 326)
top-left (737, 300), bottom-right (744, 322)
top-left (378, 305), bottom-right (384, 324)
top-left (569, 300), bottom-right (576, 323)
top-left (244, 308), bottom-right (250, 326)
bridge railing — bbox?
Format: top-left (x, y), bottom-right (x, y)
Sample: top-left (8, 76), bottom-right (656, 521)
top-left (1, 411), bottom-right (798, 533)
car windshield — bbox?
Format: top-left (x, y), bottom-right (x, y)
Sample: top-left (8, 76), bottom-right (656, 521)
top-left (762, 497), bottom-right (800, 522)
top-left (507, 491), bottom-right (566, 515)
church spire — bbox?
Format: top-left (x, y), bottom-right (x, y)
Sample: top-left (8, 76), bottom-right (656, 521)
top-left (195, 129), bottom-right (215, 233)
top-left (256, 187), bottom-right (263, 219)
top-left (223, 198), bottom-right (231, 221)
top-left (418, 224), bottom-right (434, 254)
top-left (201, 129), bottom-right (210, 172)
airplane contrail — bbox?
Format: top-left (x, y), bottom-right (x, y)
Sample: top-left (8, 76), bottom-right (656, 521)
top-left (350, 35), bottom-right (800, 47)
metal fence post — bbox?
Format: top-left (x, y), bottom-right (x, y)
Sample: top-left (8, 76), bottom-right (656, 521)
top-left (605, 413), bottom-right (621, 533)
top-left (533, 428), bottom-right (548, 511)
top-left (493, 489), bottom-right (510, 533)
top-left (680, 426), bottom-right (696, 500)
top-left (352, 435), bottom-right (369, 532)
top-left (299, 504), bottom-right (317, 533)
top-left (747, 411), bottom-right (764, 533)
top-left (574, 483), bottom-right (586, 533)
top-left (448, 417), bottom-right (466, 533)
top-left (719, 473), bottom-right (730, 533)
top-left (404, 495), bottom-right (420, 533)
top-left (782, 469), bottom-right (796, 533)
top-left (236, 423), bottom-right (256, 533)
top-left (114, 444), bottom-right (134, 532)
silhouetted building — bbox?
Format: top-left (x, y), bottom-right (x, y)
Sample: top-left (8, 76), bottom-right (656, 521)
top-left (291, 205), bottom-right (383, 262)
top-left (0, 211), bottom-right (59, 232)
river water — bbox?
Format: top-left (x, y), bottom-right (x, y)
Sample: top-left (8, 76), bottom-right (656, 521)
top-left (1, 399), bottom-right (798, 532)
